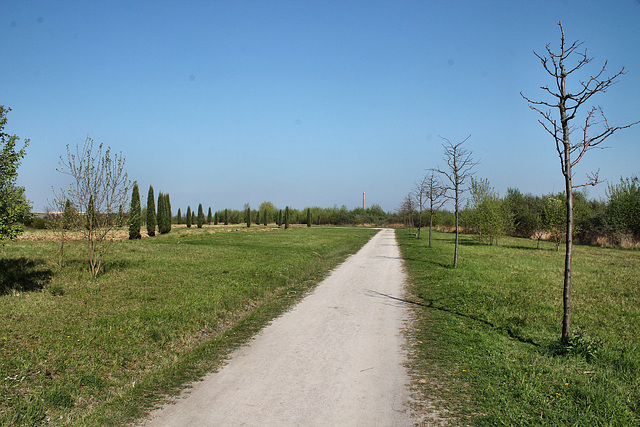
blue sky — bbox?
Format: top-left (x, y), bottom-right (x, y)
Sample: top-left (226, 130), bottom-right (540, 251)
top-left (3, 0), bottom-right (640, 213)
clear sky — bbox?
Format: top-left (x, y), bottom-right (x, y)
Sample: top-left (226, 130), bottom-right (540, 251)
top-left (3, 0), bottom-right (640, 213)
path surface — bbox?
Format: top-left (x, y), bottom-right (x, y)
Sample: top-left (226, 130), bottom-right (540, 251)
top-left (145, 228), bottom-right (415, 426)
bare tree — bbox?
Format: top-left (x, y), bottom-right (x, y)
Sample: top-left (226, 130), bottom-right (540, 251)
top-left (433, 135), bottom-right (477, 268)
top-left (412, 178), bottom-right (427, 238)
top-left (423, 172), bottom-right (447, 247)
top-left (54, 137), bottom-right (130, 278)
top-left (400, 193), bottom-right (416, 233)
top-left (521, 22), bottom-right (639, 343)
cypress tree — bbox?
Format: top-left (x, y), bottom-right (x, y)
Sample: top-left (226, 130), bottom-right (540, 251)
top-left (147, 185), bottom-right (156, 236)
top-left (214, 212), bottom-right (218, 225)
top-left (186, 206), bottom-right (192, 228)
top-left (197, 204), bottom-right (204, 228)
top-left (285, 206), bottom-right (290, 229)
top-left (129, 183), bottom-right (141, 239)
top-left (207, 207), bottom-right (213, 225)
top-left (192, 211), bottom-right (196, 226)
top-left (177, 207), bottom-right (182, 225)
top-left (224, 208), bottom-right (229, 225)
top-left (278, 209), bottom-right (282, 227)
top-left (246, 206), bottom-right (251, 228)
top-left (263, 209), bottom-right (268, 226)
top-left (165, 194), bottom-right (172, 232)
top-left (307, 208), bottom-right (312, 227)
top-left (157, 192), bottom-right (165, 233)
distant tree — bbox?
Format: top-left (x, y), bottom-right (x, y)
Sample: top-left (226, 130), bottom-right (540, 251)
top-left (213, 211), bottom-right (218, 225)
top-left (246, 205), bottom-right (251, 228)
top-left (0, 105), bottom-right (31, 245)
top-left (129, 183), bottom-right (141, 240)
top-left (423, 172), bottom-right (447, 246)
top-left (256, 209), bottom-right (260, 226)
top-left (544, 195), bottom-right (565, 251)
top-left (147, 185), bottom-right (156, 237)
top-left (197, 204), bottom-right (204, 228)
top-left (156, 192), bottom-right (165, 233)
top-left (224, 208), bottom-right (228, 225)
top-left (522, 22), bottom-right (639, 343)
top-left (607, 176), bottom-right (640, 240)
top-left (307, 208), bottom-right (312, 227)
top-left (278, 209), bottom-right (282, 227)
top-left (165, 193), bottom-right (171, 232)
top-left (263, 209), bottom-right (268, 226)
top-left (284, 206), bottom-right (290, 229)
top-left (207, 207), bottom-right (213, 225)
top-left (467, 177), bottom-right (510, 245)
top-left (157, 192), bottom-right (171, 234)
top-left (186, 206), bottom-right (192, 228)
top-left (433, 135), bottom-right (477, 267)
top-left (177, 207), bottom-right (182, 225)
top-left (192, 210), bottom-right (196, 226)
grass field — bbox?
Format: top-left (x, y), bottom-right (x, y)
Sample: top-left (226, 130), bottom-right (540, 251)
top-left (397, 229), bottom-right (640, 425)
top-left (0, 225), bottom-right (378, 425)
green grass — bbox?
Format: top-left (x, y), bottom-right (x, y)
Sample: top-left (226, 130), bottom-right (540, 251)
top-left (0, 225), bottom-right (377, 425)
top-left (397, 229), bottom-right (640, 426)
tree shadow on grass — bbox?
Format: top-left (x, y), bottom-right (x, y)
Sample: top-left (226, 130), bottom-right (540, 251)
top-left (0, 257), bottom-right (53, 295)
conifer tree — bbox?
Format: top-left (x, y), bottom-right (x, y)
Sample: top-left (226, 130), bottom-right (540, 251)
top-left (263, 209), bottom-right (268, 226)
top-left (177, 207), bottom-right (182, 225)
top-left (147, 185), bottom-right (156, 236)
top-left (246, 205), bottom-right (251, 228)
top-left (186, 206), bottom-right (192, 228)
top-left (197, 204), bottom-right (204, 228)
top-left (165, 193), bottom-right (172, 232)
top-left (214, 212), bottom-right (218, 225)
top-left (256, 210), bottom-right (260, 226)
top-left (224, 208), bottom-right (229, 225)
top-left (157, 192), bottom-right (165, 233)
top-left (307, 208), bottom-right (312, 227)
top-left (129, 183), bottom-right (142, 239)
top-left (192, 210), bottom-right (196, 225)
top-left (278, 209), bottom-right (282, 227)
top-left (207, 207), bottom-right (212, 225)
top-left (285, 206), bottom-right (290, 229)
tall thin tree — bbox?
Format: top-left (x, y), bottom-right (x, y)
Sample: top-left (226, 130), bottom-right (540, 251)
top-left (433, 135), bottom-right (477, 268)
top-left (129, 183), bottom-right (141, 239)
top-left (147, 185), bottom-right (156, 237)
top-left (521, 21), bottom-right (639, 343)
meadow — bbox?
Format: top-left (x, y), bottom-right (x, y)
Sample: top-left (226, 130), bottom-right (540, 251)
top-left (397, 229), bottom-right (640, 425)
top-left (0, 225), bottom-right (377, 425)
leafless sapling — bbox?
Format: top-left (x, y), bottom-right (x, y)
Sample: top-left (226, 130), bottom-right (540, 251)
top-left (433, 135), bottom-right (477, 268)
top-left (521, 21), bottom-right (639, 343)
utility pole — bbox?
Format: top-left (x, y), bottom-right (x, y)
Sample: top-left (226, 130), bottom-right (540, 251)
top-left (362, 192), bottom-right (365, 210)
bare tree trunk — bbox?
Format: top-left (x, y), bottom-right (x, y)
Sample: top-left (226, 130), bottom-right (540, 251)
top-left (453, 185), bottom-right (459, 268)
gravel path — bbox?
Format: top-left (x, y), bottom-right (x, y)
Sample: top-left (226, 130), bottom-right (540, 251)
top-left (144, 228), bottom-right (416, 426)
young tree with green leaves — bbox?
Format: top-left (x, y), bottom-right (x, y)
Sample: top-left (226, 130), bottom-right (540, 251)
top-left (129, 183), bottom-right (141, 240)
top-left (186, 206), bottom-right (192, 228)
top-left (197, 204), bottom-right (204, 228)
top-left (147, 185), bottom-right (156, 237)
top-left (0, 105), bottom-right (31, 245)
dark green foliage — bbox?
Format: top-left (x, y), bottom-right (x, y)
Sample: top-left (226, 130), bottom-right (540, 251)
top-left (186, 206), bottom-right (192, 228)
top-left (263, 209), bottom-right (267, 226)
top-left (147, 186), bottom-right (156, 237)
top-left (177, 208), bottom-right (182, 225)
top-left (277, 210), bottom-right (282, 227)
top-left (246, 206), bottom-right (251, 228)
top-left (157, 193), bottom-right (171, 234)
top-left (307, 208), bottom-right (312, 227)
top-left (207, 207), bottom-right (212, 225)
top-left (192, 210), bottom-right (196, 226)
top-left (128, 183), bottom-right (141, 239)
top-left (213, 212), bottom-right (218, 225)
top-left (0, 105), bottom-right (30, 243)
top-left (224, 208), bottom-right (228, 225)
top-left (285, 206), bottom-right (290, 229)
top-left (197, 204), bottom-right (204, 228)
top-left (256, 210), bottom-right (260, 226)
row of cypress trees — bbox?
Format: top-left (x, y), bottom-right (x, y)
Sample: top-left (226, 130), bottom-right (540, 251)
top-left (128, 183), bottom-right (172, 239)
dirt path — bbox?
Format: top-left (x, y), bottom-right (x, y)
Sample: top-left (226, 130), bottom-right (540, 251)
top-left (144, 228), bottom-right (417, 426)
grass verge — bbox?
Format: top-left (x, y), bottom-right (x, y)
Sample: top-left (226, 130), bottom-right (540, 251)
top-left (0, 226), bottom-right (378, 425)
top-left (397, 229), bottom-right (639, 425)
